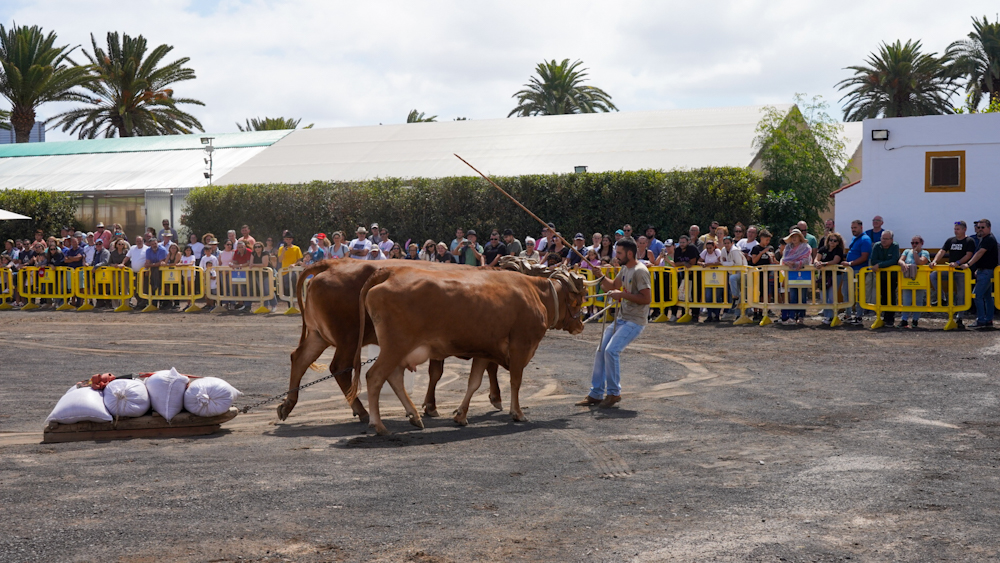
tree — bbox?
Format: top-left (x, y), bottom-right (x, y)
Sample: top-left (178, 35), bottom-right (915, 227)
top-left (0, 188), bottom-right (79, 242)
top-left (51, 32), bottom-right (203, 138)
top-left (754, 95), bottom-right (848, 232)
top-left (837, 39), bottom-right (962, 120)
top-left (0, 108), bottom-right (9, 130)
top-left (950, 15), bottom-right (1000, 110)
top-left (508, 59), bottom-right (617, 117)
top-left (0, 24), bottom-right (91, 143)
top-left (406, 109), bottom-right (436, 123)
top-left (237, 116), bottom-right (312, 131)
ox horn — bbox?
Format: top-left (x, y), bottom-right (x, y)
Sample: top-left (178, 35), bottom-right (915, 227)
top-left (583, 276), bottom-right (605, 287)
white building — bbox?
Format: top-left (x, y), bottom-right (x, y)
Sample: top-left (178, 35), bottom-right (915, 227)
top-left (834, 113), bottom-right (1000, 249)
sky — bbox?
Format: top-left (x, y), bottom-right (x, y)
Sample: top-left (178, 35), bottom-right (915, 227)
top-left (3, 0), bottom-right (998, 141)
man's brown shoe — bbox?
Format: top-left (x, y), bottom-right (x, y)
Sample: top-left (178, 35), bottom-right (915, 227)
top-left (575, 395), bottom-right (602, 406)
top-left (598, 395), bottom-right (621, 408)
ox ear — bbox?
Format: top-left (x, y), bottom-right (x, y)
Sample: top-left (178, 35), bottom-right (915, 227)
top-left (582, 276), bottom-right (604, 287)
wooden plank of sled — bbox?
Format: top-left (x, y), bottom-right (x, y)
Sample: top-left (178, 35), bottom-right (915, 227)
top-left (42, 407), bottom-right (238, 443)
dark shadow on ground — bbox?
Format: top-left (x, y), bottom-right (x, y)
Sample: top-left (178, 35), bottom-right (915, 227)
top-left (320, 417), bottom-right (571, 449)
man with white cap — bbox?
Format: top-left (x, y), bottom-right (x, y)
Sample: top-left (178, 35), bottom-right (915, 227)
top-left (349, 226), bottom-right (374, 259)
top-left (94, 222), bottom-right (112, 247)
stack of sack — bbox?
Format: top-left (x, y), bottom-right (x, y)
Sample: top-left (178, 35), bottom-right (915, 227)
top-left (46, 368), bottom-right (242, 425)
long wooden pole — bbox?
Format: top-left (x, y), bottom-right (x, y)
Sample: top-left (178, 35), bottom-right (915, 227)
top-left (453, 154), bottom-right (587, 262)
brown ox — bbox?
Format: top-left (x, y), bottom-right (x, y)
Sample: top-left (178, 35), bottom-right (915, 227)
top-left (278, 259), bottom-right (501, 422)
top-left (348, 265), bottom-right (594, 435)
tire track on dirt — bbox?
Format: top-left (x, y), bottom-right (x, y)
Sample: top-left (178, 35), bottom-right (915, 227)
top-left (553, 428), bottom-right (631, 479)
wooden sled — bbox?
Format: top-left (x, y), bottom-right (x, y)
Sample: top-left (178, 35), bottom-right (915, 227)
top-left (42, 407), bottom-right (238, 443)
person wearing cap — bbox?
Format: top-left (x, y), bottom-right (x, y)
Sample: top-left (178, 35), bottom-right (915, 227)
top-left (158, 219), bottom-right (178, 243)
top-left (502, 228), bottom-right (522, 257)
top-left (453, 229), bottom-right (483, 266)
top-left (90, 238), bottom-right (110, 267)
top-left (94, 222), bottom-right (112, 247)
top-left (519, 237), bottom-right (540, 263)
top-left (349, 226), bottom-right (374, 259)
top-left (368, 223), bottom-right (379, 243)
top-left (483, 229), bottom-right (507, 267)
top-left (567, 233), bottom-right (587, 267)
top-left (779, 228), bottom-right (813, 325)
top-left (577, 237), bottom-right (650, 409)
top-left (199, 238), bottom-right (222, 311)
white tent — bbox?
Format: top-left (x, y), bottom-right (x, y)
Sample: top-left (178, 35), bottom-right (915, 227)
top-left (0, 208), bottom-right (30, 220)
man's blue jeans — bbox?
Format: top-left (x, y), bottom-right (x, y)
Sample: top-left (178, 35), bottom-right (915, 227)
top-left (589, 318), bottom-right (644, 399)
top-left (974, 269), bottom-right (995, 324)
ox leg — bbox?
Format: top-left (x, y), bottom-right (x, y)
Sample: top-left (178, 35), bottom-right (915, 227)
top-left (487, 362), bottom-right (503, 411)
top-left (278, 331), bottom-right (327, 421)
top-left (386, 368), bottom-right (423, 429)
top-left (454, 358), bottom-right (490, 427)
top-left (330, 348), bottom-right (369, 424)
top-left (509, 363), bottom-right (528, 422)
top-left (366, 360), bottom-right (391, 436)
top-left (423, 359), bottom-right (444, 417)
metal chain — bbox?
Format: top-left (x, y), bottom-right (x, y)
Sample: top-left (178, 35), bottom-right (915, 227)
top-left (237, 356), bottom-right (378, 414)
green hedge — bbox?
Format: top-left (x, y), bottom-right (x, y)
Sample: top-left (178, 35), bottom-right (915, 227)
top-left (0, 189), bottom-right (80, 242)
top-left (182, 168), bottom-right (762, 245)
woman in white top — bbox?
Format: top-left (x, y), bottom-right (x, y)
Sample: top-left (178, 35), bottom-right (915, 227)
top-left (199, 240), bottom-right (221, 310)
top-left (187, 233), bottom-right (204, 260)
top-left (418, 239), bottom-right (436, 261)
top-left (218, 240), bottom-right (235, 267)
top-left (698, 240), bottom-right (724, 321)
top-left (327, 231), bottom-right (349, 259)
top-left (898, 235), bottom-right (931, 328)
top-left (519, 237), bottom-right (541, 263)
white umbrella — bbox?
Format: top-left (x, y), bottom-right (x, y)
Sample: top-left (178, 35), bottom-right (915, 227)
top-left (0, 208), bottom-right (30, 220)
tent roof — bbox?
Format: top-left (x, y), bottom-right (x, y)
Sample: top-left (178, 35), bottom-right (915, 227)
top-left (217, 104), bottom-right (795, 184)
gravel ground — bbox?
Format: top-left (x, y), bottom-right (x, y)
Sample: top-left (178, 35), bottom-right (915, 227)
top-left (1, 311), bottom-right (999, 562)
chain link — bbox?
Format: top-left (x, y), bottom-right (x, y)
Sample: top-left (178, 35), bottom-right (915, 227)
top-left (238, 356), bottom-right (378, 414)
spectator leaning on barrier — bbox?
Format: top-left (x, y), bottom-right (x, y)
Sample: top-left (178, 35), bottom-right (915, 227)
top-left (277, 230), bottom-right (303, 298)
top-left (870, 230), bottom-right (901, 327)
top-left (898, 236), bottom-right (930, 328)
top-left (349, 226), bottom-right (373, 259)
top-left (843, 220), bottom-right (873, 325)
top-left (83, 233), bottom-right (96, 265)
top-left (123, 236), bottom-right (147, 308)
top-left (90, 239), bottom-right (110, 267)
top-left (645, 226), bottom-right (663, 257)
top-left (738, 225), bottom-right (759, 256)
top-left (964, 219), bottom-right (997, 328)
top-left (699, 239), bottom-right (724, 322)
top-left (144, 238), bottom-right (168, 308)
top-left (779, 229), bottom-right (812, 325)
top-left (483, 229), bottom-right (507, 267)
top-left (688, 225), bottom-right (704, 252)
top-left (720, 235), bottom-right (747, 319)
top-left (814, 232), bottom-right (846, 324)
top-left (503, 229), bottom-right (522, 258)
top-left (635, 235), bottom-right (657, 265)
top-left (200, 238), bottom-right (221, 311)
top-left (931, 220), bottom-right (976, 328)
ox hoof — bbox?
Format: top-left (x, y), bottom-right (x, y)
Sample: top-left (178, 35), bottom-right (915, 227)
top-left (408, 414), bottom-right (424, 429)
top-left (276, 401), bottom-right (293, 421)
top-left (452, 409), bottom-right (469, 426)
top-left (353, 411), bottom-right (370, 425)
top-left (374, 423), bottom-right (390, 436)
top-left (510, 410), bottom-right (528, 422)
top-left (423, 407), bottom-right (440, 418)
top-left (490, 396), bottom-right (503, 411)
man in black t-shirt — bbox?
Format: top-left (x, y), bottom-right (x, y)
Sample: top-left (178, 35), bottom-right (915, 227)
top-left (931, 221), bottom-right (977, 325)
top-left (672, 235), bottom-right (701, 321)
top-left (965, 219), bottom-right (997, 327)
top-left (482, 229), bottom-right (507, 267)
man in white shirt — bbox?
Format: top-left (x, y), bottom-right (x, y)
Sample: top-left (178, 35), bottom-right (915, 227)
top-left (377, 228), bottom-right (394, 255)
top-left (199, 239), bottom-right (221, 310)
top-left (83, 233), bottom-right (97, 265)
top-left (737, 225), bottom-right (759, 256)
top-left (720, 236), bottom-right (748, 319)
top-left (349, 227), bottom-right (373, 259)
top-left (123, 236), bottom-right (147, 308)
top-left (536, 222), bottom-right (556, 253)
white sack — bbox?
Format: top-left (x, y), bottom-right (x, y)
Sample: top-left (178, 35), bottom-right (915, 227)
top-left (183, 377), bottom-right (242, 417)
top-left (145, 368), bottom-right (189, 421)
top-left (103, 379), bottom-right (150, 418)
top-left (46, 386), bottom-right (112, 424)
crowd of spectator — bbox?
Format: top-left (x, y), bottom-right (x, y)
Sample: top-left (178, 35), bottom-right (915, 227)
top-left (1, 215), bottom-right (996, 328)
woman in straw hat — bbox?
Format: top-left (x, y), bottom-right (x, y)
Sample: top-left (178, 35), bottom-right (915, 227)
top-left (780, 228), bottom-right (812, 325)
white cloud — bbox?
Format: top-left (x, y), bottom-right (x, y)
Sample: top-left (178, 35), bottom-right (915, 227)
top-left (5, 0), bottom-right (996, 140)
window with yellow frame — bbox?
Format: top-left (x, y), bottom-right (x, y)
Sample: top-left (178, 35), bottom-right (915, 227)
top-left (925, 150), bottom-right (965, 192)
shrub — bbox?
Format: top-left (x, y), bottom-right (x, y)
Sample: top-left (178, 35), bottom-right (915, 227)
top-left (0, 189), bottom-right (80, 242)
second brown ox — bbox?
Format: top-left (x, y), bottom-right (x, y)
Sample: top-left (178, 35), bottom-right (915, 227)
top-left (348, 265), bottom-right (596, 435)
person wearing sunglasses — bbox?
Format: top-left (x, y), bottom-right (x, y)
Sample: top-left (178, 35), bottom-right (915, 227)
top-left (930, 221), bottom-right (976, 329)
top-left (897, 236), bottom-right (930, 328)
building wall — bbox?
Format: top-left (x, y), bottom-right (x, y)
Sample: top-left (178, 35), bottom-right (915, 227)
top-left (835, 113), bottom-right (1000, 249)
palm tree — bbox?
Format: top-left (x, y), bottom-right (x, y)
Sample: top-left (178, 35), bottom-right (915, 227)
top-left (508, 59), bottom-right (617, 117)
top-left (52, 32), bottom-right (203, 138)
top-left (837, 40), bottom-right (962, 120)
top-left (237, 116), bottom-right (313, 131)
top-left (0, 109), bottom-right (9, 131)
top-left (0, 24), bottom-right (91, 143)
top-left (406, 109), bottom-right (436, 123)
top-left (950, 15), bottom-right (1000, 110)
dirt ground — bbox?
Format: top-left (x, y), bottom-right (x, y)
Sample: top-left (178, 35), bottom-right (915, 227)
top-left (1, 310), bottom-right (999, 563)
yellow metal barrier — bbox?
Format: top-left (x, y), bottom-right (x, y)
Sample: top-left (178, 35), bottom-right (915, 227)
top-left (137, 265), bottom-right (205, 312)
top-left (579, 265), bottom-right (678, 323)
top-left (746, 265), bottom-right (854, 326)
top-left (676, 266), bottom-right (750, 323)
top-left (206, 266), bottom-right (275, 314)
top-left (0, 268), bottom-right (13, 309)
top-left (995, 266), bottom-right (1000, 312)
top-left (859, 265), bottom-right (972, 330)
top-left (74, 266), bottom-right (135, 312)
top-left (17, 266), bottom-right (76, 310)
top-left (276, 266), bottom-right (304, 315)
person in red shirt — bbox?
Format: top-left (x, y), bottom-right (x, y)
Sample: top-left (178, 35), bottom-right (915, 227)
top-left (230, 240), bottom-right (254, 310)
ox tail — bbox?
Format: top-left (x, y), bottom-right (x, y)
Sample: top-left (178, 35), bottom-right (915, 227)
top-left (346, 267), bottom-right (394, 405)
top-left (294, 260), bottom-right (334, 348)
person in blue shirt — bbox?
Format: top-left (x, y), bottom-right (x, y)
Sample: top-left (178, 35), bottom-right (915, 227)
top-left (864, 215), bottom-right (884, 245)
top-left (644, 225), bottom-right (663, 258)
top-left (144, 238), bottom-right (169, 305)
top-left (843, 219), bottom-right (872, 325)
